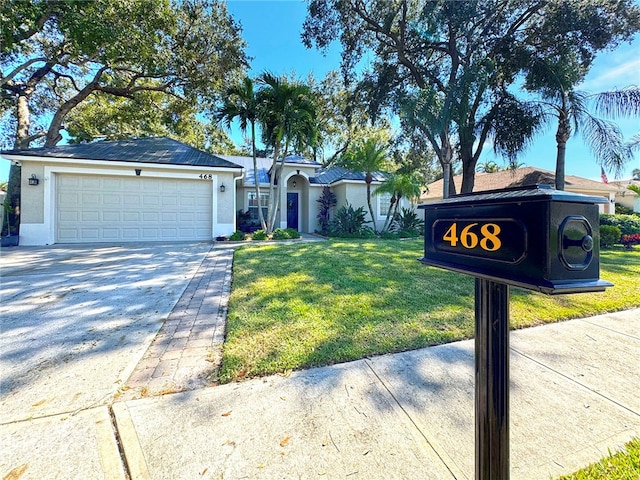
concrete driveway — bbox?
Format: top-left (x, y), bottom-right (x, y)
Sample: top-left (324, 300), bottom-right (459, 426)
top-left (0, 243), bottom-right (213, 423)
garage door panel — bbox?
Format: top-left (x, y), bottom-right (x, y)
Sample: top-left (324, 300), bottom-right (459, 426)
top-left (143, 196), bottom-right (160, 206)
top-left (79, 229), bottom-right (100, 240)
top-left (81, 177), bottom-right (102, 189)
top-left (123, 195), bottom-right (141, 206)
top-left (56, 174), bottom-right (213, 243)
top-left (81, 211), bottom-right (100, 222)
top-left (103, 211), bottom-right (120, 222)
top-left (102, 228), bottom-right (120, 239)
top-left (81, 193), bottom-right (100, 205)
top-left (122, 212), bottom-right (140, 222)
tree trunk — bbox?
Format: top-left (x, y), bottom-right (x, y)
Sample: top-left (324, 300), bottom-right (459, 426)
top-left (266, 144), bottom-right (280, 234)
top-left (366, 176), bottom-right (377, 234)
top-left (459, 133), bottom-right (478, 194)
top-left (460, 157), bottom-right (477, 194)
top-left (15, 95), bottom-right (31, 149)
top-left (1, 164), bottom-right (21, 237)
top-left (251, 121), bottom-right (267, 231)
top-left (555, 107), bottom-right (571, 191)
top-left (381, 195), bottom-right (396, 232)
top-left (440, 134), bottom-right (455, 198)
top-left (3, 93), bottom-right (33, 236)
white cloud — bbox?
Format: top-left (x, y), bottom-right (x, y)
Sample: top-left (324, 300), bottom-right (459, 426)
top-left (581, 58), bottom-right (640, 91)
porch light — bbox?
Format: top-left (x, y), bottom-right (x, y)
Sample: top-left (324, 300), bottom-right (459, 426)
top-left (135, 169), bottom-right (141, 176)
top-left (220, 183), bottom-right (226, 192)
top-left (292, 180), bottom-right (297, 188)
top-left (28, 174), bottom-right (39, 186)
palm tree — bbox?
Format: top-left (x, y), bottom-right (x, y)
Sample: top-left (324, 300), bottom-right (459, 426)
top-left (216, 77), bottom-right (266, 230)
top-left (257, 72), bottom-right (317, 233)
top-left (547, 89), bottom-right (636, 190)
top-left (340, 137), bottom-right (389, 233)
top-left (375, 172), bottom-right (423, 233)
top-left (525, 58), bottom-right (639, 190)
top-left (476, 160), bottom-right (504, 174)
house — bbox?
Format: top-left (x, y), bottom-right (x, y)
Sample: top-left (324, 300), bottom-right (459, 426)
top-left (0, 137), bottom-right (403, 246)
top-left (0, 137), bottom-right (243, 245)
top-left (218, 154), bottom-right (397, 235)
top-left (615, 179), bottom-right (640, 213)
top-left (421, 167), bottom-right (632, 214)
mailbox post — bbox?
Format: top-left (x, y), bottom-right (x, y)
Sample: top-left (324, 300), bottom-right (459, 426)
top-left (418, 185), bottom-right (612, 480)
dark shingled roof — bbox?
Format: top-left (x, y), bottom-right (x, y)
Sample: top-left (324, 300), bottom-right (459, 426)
top-left (2, 137), bottom-right (242, 169)
top-left (310, 166), bottom-right (388, 185)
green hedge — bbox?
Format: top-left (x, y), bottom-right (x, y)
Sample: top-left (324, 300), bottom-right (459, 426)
top-left (600, 214), bottom-right (640, 236)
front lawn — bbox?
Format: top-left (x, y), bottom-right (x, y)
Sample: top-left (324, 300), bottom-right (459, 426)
top-left (557, 437), bottom-right (640, 479)
top-left (220, 239), bottom-right (639, 383)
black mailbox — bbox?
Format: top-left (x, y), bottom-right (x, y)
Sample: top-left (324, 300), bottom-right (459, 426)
top-left (418, 184), bottom-right (613, 295)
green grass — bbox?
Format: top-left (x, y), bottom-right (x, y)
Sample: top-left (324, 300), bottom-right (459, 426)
top-left (556, 437), bottom-right (640, 479)
top-left (219, 239), bottom-right (639, 383)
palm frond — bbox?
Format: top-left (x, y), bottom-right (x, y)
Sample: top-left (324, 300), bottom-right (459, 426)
top-left (581, 114), bottom-right (633, 177)
top-left (591, 86), bottom-right (640, 119)
top-left (626, 133), bottom-right (640, 152)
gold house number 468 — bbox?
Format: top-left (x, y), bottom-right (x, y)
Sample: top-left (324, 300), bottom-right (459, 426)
top-left (442, 223), bottom-right (502, 251)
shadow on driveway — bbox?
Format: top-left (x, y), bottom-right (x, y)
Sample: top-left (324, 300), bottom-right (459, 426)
top-left (0, 242), bottom-right (212, 423)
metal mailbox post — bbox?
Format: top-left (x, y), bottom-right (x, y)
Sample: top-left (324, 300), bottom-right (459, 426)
top-left (418, 185), bottom-right (612, 480)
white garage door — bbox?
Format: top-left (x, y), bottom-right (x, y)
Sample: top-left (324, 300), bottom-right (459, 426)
top-left (56, 174), bottom-right (213, 243)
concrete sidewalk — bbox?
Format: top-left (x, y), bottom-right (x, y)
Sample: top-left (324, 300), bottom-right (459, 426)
top-left (2, 308), bottom-right (638, 479)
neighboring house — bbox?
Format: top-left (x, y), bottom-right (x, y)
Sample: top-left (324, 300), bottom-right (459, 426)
top-left (615, 179), bottom-right (640, 213)
top-left (0, 136), bottom-right (403, 246)
top-left (218, 154), bottom-right (401, 234)
top-left (422, 167), bottom-right (630, 214)
top-left (0, 137), bottom-right (243, 246)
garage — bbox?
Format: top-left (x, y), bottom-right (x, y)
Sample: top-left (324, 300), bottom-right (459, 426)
top-left (1, 137), bottom-right (243, 246)
top-left (56, 174), bottom-right (213, 243)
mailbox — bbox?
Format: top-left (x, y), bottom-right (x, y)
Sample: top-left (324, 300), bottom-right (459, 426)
top-left (418, 184), bottom-right (613, 295)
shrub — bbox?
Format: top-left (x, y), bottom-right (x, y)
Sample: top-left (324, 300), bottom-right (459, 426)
top-left (600, 214), bottom-right (640, 236)
top-left (600, 225), bottom-right (621, 248)
top-left (284, 228), bottom-right (300, 239)
top-left (316, 186), bottom-right (337, 236)
top-left (615, 204), bottom-right (635, 215)
top-left (229, 230), bottom-right (245, 241)
top-left (621, 233), bottom-right (640, 249)
top-left (391, 207), bottom-right (424, 238)
top-left (237, 209), bottom-right (261, 233)
top-left (251, 229), bottom-right (268, 240)
top-left (329, 203), bottom-right (375, 238)
top-left (272, 228), bottom-right (290, 240)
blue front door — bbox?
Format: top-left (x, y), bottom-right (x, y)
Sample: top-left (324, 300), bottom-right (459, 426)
top-left (287, 193), bottom-right (299, 230)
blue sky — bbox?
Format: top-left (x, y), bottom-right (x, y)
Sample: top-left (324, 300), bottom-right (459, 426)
top-left (2, 0), bottom-right (638, 183)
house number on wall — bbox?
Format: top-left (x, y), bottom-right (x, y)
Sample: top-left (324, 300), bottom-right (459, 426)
top-left (199, 174), bottom-right (213, 180)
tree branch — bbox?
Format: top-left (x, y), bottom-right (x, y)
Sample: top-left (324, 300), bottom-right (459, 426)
top-left (1, 57), bottom-right (49, 86)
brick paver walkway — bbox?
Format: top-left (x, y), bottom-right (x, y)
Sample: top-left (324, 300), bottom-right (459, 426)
top-left (119, 246), bottom-right (234, 400)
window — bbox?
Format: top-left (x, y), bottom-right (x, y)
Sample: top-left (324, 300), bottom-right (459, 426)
top-left (377, 192), bottom-right (392, 219)
top-left (248, 191), bottom-right (269, 220)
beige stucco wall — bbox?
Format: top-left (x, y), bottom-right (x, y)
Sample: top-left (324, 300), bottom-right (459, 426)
top-left (308, 185), bottom-right (324, 233)
top-left (19, 161), bottom-right (45, 223)
top-left (216, 171), bottom-right (236, 227)
top-left (616, 192), bottom-right (639, 212)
